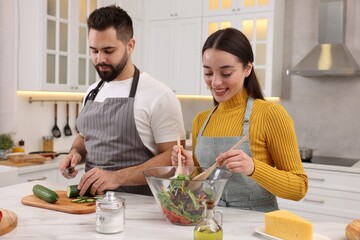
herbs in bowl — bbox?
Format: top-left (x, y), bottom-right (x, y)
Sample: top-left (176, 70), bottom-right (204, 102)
top-left (143, 166), bottom-right (231, 226)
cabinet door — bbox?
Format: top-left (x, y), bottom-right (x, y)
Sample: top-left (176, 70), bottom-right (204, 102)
top-left (148, 0), bottom-right (174, 20)
top-left (148, 0), bottom-right (202, 20)
top-left (18, 169), bottom-right (58, 183)
top-left (203, 0), bottom-right (275, 16)
top-left (147, 18), bottom-right (202, 94)
top-left (173, 18), bottom-right (202, 94)
top-left (147, 20), bottom-right (175, 90)
top-left (18, 0), bottom-right (98, 92)
top-left (201, 8), bottom-right (283, 97)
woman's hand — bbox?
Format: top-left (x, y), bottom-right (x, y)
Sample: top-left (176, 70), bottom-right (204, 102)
top-left (171, 145), bottom-right (194, 166)
top-left (216, 149), bottom-right (255, 176)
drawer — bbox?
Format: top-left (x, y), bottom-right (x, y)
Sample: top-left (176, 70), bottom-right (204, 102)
top-left (278, 187), bottom-right (360, 220)
top-left (306, 169), bottom-right (360, 192)
top-left (18, 168), bottom-right (58, 183)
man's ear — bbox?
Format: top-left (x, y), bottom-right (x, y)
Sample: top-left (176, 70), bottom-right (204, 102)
top-left (127, 38), bottom-right (135, 54)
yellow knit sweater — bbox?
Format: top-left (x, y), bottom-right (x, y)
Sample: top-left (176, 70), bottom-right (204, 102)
top-left (192, 90), bottom-right (308, 201)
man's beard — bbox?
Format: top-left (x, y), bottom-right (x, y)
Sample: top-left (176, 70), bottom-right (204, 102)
top-left (95, 51), bottom-right (129, 82)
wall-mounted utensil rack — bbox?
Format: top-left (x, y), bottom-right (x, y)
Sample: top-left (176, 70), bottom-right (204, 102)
top-left (28, 97), bottom-right (83, 104)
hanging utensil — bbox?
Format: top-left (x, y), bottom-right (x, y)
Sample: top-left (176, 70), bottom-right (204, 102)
top-left (64, 103), bottom-right (72, 136)
top-left (75, 102), bottom-right (79, 133)
top-left (52, 103), bottom-right (61, 138)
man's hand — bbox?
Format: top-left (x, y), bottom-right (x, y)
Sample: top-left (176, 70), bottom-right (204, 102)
top-left (78, 168), bottom-right (121, 196)
top-left (59, 152), bottom-right (82, 179)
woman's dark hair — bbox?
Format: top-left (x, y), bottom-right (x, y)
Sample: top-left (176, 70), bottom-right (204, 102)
top-left (87, 5), bottom-right (133, 43)
top-left (202, 28), bottom-right (265, 102)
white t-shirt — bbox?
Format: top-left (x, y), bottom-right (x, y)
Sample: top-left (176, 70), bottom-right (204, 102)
top-left (84, 72), bottom-right (186, 155)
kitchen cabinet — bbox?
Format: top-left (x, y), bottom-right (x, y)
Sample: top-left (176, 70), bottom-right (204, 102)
top-left (277, 167), bottom-right (360, 223)
top-left (17, 168), bottom-right (58, 183)
top-left (18, 0), bottom-right (97, 92)
top-left (202, 0), bottom-right (275, 16)
top-left (147, 0), bottom-right (203, 21)
top-left (201, 0), bottom-right (284, 97)
top-left (146, 13), bottom-right (203, 94)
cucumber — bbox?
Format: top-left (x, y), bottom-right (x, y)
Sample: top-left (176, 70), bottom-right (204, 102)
top-left (66, 184), bottom-right (93, 198)
top-left (32, 184), bottom-right (59, 203)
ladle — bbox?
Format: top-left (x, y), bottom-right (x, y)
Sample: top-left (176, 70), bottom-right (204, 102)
top-left (64, 103), bottom-right (73, 136)
top-left (52, 103), bottom-right (61, 138)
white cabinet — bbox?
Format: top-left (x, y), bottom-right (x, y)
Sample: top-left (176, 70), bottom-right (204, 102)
top-left (148, 0), bottom-right (203, 20)
top-left (146, 15), bottom-right (203, 94)
top-left (18, 0), bottom-right (97, 92)
top-left (18, 168), bottom-right (58, 183)
top-left (202, 0), bottom-right (275, 16)
top-left (201, 0), bottom-right (284, 97)
top-left (278, 168), bottom-right (360, 223)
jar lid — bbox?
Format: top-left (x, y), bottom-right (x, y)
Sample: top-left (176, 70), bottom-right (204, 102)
top-left (97, 191), bottom-right (125, 207)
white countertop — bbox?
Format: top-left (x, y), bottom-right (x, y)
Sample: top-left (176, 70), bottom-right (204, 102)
top-left (0, 181), bottom-right (348, 239)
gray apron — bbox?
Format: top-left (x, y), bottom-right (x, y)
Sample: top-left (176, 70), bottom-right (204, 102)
top-left (77, 66), bottom-right (153, 195)
top-left (195, 97), bottom-right (279, 212)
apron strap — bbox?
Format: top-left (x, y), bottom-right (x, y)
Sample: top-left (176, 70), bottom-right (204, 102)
top-left (129, 66), bottom-right (140, 98)
top-left (83, 65), bottom-right (140, 104)
top-left (242, 96), bottom-right (253, 135)
top-left (84, 80), bottom-right (105, 106)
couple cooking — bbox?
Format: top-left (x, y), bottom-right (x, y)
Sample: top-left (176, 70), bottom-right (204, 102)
top-left (59, 5), bottom-right (307, 212)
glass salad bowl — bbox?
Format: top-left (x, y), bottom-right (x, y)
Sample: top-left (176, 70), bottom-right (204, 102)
top-left (143, 166), bottom-right (231, 226)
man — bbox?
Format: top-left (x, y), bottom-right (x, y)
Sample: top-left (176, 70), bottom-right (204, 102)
top-left (59, 5), bottom-right (185, 196)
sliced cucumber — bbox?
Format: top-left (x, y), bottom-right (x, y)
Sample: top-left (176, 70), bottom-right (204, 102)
top-left (32, 184), bottom-right (59, 204)
top-left (66, 184), bottom-right (93, 198)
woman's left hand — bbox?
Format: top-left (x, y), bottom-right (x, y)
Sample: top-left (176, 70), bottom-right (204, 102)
top-left (216, 149), bottom-right (255, 176)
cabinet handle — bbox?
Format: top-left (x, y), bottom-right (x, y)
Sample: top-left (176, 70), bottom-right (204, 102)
top-left (303, 198), bottom-right (325, 204)
top-left (232, 8), bottom-right (236, 11)
top-left (308, 177), bottom-right (325, 182)
top-left (170, 14), bottom-right (173, 17)
top-left (237, 8), bottom-right (241, 11)
top-left (174, 13), bottom-right (177, 16)
top-left (27, 176), bottom-right (47, 182)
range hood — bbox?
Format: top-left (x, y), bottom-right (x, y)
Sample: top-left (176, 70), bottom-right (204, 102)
top-left (287, 0), bottom-right (360, 77)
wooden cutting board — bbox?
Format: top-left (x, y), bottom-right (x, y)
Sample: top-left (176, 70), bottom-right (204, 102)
top-left (8, 154), bottom-right (48, 163)
top-left (21, 191), bottom-right (96, 214)
top-left (0, 160), bottom-right (43, 167)
top-left (0, 208), bottom-right (18, 236)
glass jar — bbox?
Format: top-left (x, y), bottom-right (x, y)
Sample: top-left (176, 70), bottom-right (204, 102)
top-left (194, 200), bottom-right (223, 240)
top-left (96, 191), bottom-right (125, 234)
top-left (42, 136), bottom-right (54, 152)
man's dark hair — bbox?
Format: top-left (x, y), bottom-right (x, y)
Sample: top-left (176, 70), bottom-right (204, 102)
top-left (87, 5), bottom-right (133, 43)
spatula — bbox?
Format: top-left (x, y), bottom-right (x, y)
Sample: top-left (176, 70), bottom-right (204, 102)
top-left (171, 137), bottom-right (182, 179)
top-left (188, 134), bottom-right (249, 190)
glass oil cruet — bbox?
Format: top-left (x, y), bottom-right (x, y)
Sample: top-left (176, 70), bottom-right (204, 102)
top-left (194, 200), bottom-right (223, 240)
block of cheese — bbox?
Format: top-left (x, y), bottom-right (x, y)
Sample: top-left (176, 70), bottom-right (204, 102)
top-left (265, 209), bottom-right (313, 240)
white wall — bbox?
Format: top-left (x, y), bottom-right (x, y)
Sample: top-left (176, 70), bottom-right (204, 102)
top-left (281, 0), bottom-right (360, 159)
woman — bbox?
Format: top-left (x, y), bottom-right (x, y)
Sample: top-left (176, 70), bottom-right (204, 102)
top-left (172, 28), bottom-right (307, 212)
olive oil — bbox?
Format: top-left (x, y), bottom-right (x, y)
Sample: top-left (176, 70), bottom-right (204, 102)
top-left (194, 228), bottom-right (223, 240)
top-left (194, 200), bottom-right (223, 240)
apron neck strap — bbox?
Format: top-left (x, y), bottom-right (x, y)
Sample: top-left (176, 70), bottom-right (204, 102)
top-left (84, 65), bottom-right (140, 105)
top-left (129, 65), bottom-right (140, 98)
